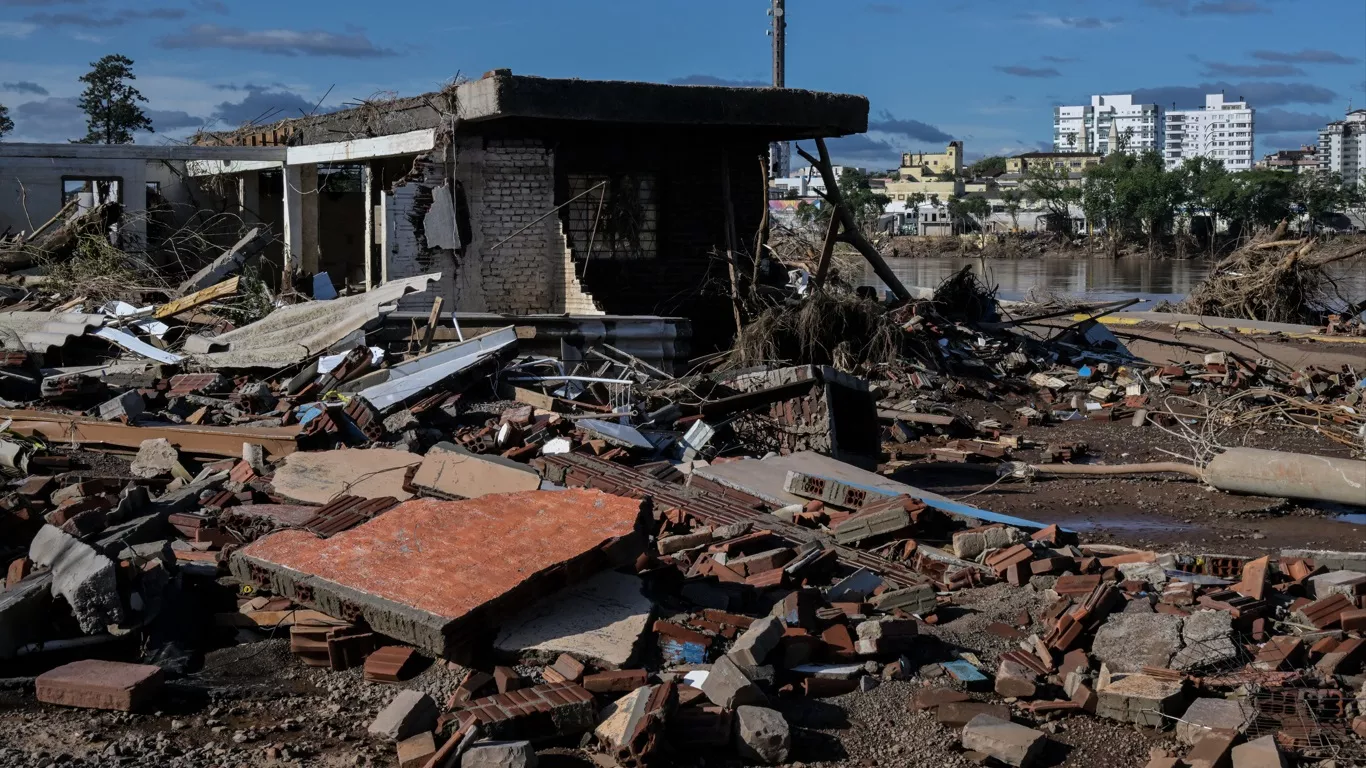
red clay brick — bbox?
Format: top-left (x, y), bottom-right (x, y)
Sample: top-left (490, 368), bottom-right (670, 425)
top-left (36, 660), bottom-right (163, 712)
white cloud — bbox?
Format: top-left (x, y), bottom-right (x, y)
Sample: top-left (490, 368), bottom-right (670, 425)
top-left (0, 21), bottom-right (38, 37)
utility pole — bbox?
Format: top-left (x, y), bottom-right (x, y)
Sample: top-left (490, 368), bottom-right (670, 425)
top-left (768, 0), bottom-right (788, 178)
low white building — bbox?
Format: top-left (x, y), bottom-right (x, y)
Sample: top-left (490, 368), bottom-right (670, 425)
top-left (1163, 94), bottom-right (1255, 172)
top-left (769, 165), bottom-right (858, 199)
top-left (1318, 108), bottom-right (1366, 188)
top-left (1053, 95), bottom-right (1161, 156)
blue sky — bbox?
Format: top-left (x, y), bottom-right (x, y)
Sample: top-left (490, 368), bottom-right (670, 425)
top-left (2, 0), bottom-right (1363, 169)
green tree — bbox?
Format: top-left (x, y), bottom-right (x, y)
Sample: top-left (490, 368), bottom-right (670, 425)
top-left (1021, 164), bottom-right (1081, 234)
top-left (1080, 154), bottom-right (1129, 255)
top-left (77, 54), bottom-right (153, 144)
top-left (1065, 133), bottom-right (1078, 152)
top-left (0, 103), bottom-right (12, 140)
top-left (1229, 168), bottom-right (1295, 234)
top-left (966, 156), bottom-right (1008, 178)
top-left (1296, 171), bottom-right (1349, 234)
top-left (1123, 151), bottom-right (1185, 255)
top-left (1181, 157), bottom-right (1233, 255)
top-left (999, 189), bottom-right (1024, 231)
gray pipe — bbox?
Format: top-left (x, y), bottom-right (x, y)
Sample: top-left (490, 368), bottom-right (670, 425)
top-left (1202, 447), bottom-right (1366, 507)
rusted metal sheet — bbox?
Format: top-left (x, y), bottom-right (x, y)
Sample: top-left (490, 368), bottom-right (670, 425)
top-left (0, 409), bottom-right (299, 458)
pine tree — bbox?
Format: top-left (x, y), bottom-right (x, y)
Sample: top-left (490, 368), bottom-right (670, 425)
top-left (77, 54), bottom-right (153, 144)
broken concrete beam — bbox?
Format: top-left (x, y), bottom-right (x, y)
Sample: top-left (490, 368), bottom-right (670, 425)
top-left (961, 714), bottom-right (1047, 768)
top-left (700, 655), bottom-right (765, 709)
top-left (411, 443), bottom-right (541, 500)
top-left (460, 740), bottom-right (536, 768)
top-left (494, 571), bottom-right (651, 669)
top-left (658, 530), bottom-right (713, 555)
top-left (231, 491), bottom-right (646, 658)
top-left (35, 660), bottom-right (163, 712)
top-left (728, 616), bottom-right (783, 668)
top-left (734, 706), bottom-right (791, 765)
top-left (455, 683), bottom-right (595, 741)
top-left (177, 226), bottom-right (268, 295)
top-left (369, 689), bottom-right (439, 741)
top-left (29, 524), bottom-right (123, 634)
top-left (1096, 674), bottom-right (1184, 728)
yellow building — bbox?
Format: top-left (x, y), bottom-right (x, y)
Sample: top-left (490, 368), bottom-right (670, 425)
top-left (885, 141), bottom-right (965, 200)
top-left (1005, 151), bottom-right (1104, 174)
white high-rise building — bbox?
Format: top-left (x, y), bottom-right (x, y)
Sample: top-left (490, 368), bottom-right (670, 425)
top-left (1318, 108), bottom-right (1366, 188)
top-left (1052, 95), bottom-right (1161, 155)
top-left (1163, 94), bottom-right (1256, 172)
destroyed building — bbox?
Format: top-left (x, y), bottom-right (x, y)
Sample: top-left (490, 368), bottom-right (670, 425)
top-left (2, 70), bottom-right (868, 356)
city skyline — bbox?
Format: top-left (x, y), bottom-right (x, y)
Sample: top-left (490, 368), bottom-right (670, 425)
top-left (1, 0), bottom-right (1363, 169)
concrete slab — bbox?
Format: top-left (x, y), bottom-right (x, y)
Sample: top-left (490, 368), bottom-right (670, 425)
top-left (231, 491), bottom-right (646, 658)
top-left (494, 570), bottom-right (653, 668)
top-left (270, 448), bottom-right (421, 504)
top-left (411, 443), bottom-right (540, 500)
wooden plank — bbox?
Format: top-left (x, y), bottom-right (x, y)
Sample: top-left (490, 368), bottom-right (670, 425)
top-left (419, 296), bottom-right (444, 352)
top-left (154, 276), bottom-right (241, 319)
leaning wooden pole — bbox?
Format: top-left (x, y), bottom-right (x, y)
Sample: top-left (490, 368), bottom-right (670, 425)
top-left (797, 139), bottom-right (912, 303)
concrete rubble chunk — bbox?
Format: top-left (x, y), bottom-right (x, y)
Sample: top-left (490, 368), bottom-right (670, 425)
top-left (29, 524), bottom-right (124, 634)
top-left (412, 443), bottom-right (542, 500)
top-left (270, 447), bottom-right (420, 504)
top-left (1096, 674), bottom-right (1184, 728)
top-left (35, 660), bottom-right (163, 712)
top-left (0, 572), bottom-right (53, 658)
top-left (1230, 735), bottom-right (1285, 768)
top-left (1092, 612), bottom-right (1184, 673)
top-left (129, 438), bottom-right (179, 479)
top-left (658, 529), bottom-right (713, 555)
top-left (854, 617), bottom-right (918, 655)
top-left (700, 655), bottom-right (765, 709)
top-left (1118, 561), bottom-right (1169, 588)
top-left (1185, 728), bottom-right (1238, 768)
top-left (368, 689), bottom-right (438, 741)
top-left (734, 705), bottom-right (791, 765)
top-left (1309, 570), bottom-right (1366, 599)
top-left (1172, 610), bottom-right (1237, 672)
top-left (961, 714), bottom-right (1047, 768)
top-left (461, 740), bottom-right (537, 768)
top-left (230, 491), bottom-right (645, 658)
top-left (869, 583), bottom-right (936, 614)
top-left (595, 685), bottom-right (653, 751)
top-left (1177, 698), bottom-right (1253, 746)
top-left (96, 390), bottom-right (144, 422)
top-left (494, 570), bottom-right (652, 669)
top-left (728, 616), bottom-right (784, 667)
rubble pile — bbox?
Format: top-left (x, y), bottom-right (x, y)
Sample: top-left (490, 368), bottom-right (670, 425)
top-left (0, 225), bottom-right (1364, 767)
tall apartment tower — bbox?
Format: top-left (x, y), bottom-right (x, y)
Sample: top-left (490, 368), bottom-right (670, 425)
top-left (1318, 108), bottom-right (1366, 188)
top-left (1163, 94), bottom-right (1256, 172)
top-left (1052, 95), bottom-right (1161, 155)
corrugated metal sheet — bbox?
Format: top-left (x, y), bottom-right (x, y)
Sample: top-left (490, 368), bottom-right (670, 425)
top-left (185, 274), bottom-right (438, 369)
top-left (0, 312), bottom-right (107, 354)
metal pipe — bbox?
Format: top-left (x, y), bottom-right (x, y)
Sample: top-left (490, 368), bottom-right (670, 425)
top-left (1028, 462), bottom-right (1204, 479)
top-left (1202, 447), bottom-right (1366, 507)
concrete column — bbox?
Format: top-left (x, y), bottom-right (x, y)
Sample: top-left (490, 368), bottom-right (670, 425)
top-left (299, 164), bottom-right (320, 275)
top-left (362, 163), bottom-right (375, 290)
top-left (237, 171), bottom-right (261, 225)
top-left (120, 160), bottom-right (148, 251)
top-left (282, 164), bottom-right (303, 284)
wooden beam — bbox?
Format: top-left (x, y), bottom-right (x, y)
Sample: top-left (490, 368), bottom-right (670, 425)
top-left (813, 213), bottom-right (841, 289)
top-left (796, 139), bottom-right (912, 303)
top-left (420, 296), bottom-right (444, 352)
top-left (154, 276), bottom-right (241, 319)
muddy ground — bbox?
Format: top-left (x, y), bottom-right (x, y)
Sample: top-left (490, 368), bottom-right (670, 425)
top-left (897, 398), bottom-right (1365, 556)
